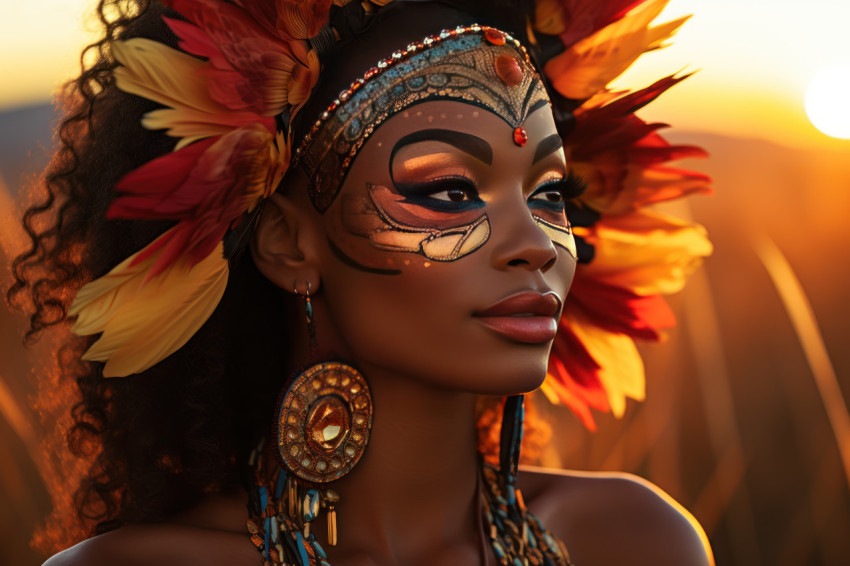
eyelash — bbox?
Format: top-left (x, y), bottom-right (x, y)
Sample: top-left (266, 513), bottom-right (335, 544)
top-left (396, 176), bottom-right (484, 211)
top-left (528, 172), bottom-right (588, 212)
top-left (394, 171), bottom-right (587, 213)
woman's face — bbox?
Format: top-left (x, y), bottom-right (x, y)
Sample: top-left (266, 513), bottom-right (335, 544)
top-left (313, 99), bottom-right (577, 395)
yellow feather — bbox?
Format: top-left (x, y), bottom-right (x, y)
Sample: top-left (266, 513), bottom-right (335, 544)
top-left (565, 310), bottom-right (646, 417)
top-left (142, 108), bottom-right (253, 150)
top-left (539, 379), bottom-right (563, 405)
top-left (69, 232), bottom-right (229, 377)
top-left (112, 39), bottom-right (257, 146)
top-left (578, 209), bottom-right (713, 296)
top-left (113, 39), bottom-right (221, 115)
top-left (545, 0), bottom-right (689, 99)
top-left (533, 0), bottom-right (567, 36)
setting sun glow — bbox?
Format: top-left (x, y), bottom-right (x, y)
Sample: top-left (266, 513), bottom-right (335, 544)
top-left (805, 65), bottom-right (850, 140)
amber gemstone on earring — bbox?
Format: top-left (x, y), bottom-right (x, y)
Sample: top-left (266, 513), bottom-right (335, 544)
top-left (485, 28), bottom-right (506, 45)
top-left (513, 127), bottom-right (528, 147)
top-left (278, 362), bottom-right (372, 483)
top-left (495, 55), bottom-right (523, 86)
top-left (306, 396), bottom-right (351, 453)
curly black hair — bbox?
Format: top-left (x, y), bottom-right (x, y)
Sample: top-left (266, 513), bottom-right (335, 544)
top-left (7, 0), bottom-right (296, 551)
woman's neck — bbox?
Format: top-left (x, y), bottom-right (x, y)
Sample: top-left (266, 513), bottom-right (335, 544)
top-left (318, 362), bottom-right (483, 564)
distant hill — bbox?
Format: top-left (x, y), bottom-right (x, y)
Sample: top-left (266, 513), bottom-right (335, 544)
top-left (0, 102), bottom-right (57, 197)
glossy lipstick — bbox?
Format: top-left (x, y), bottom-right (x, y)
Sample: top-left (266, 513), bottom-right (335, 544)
top-left (474, 292), bottom-right (561, 344)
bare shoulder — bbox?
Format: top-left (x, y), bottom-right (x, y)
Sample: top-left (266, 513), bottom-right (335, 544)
top-left (518, 466), bottom-right (714, 566)
top-left (42, 523), bottom-right (259, 566)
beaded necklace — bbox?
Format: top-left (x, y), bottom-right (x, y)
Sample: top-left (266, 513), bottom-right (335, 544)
top-left (246, 396), bottom-right (573, 566)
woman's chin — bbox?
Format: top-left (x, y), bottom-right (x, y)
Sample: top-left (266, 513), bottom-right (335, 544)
top-left (458, 355), bottom-right (550, 397)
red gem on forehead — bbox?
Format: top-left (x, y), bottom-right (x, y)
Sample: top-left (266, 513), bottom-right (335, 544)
top-left (485, 29), bottom-right (506, 45)
top-left (513, 127), bottom-right (528, 147)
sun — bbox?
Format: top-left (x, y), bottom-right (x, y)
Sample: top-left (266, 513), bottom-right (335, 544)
top-left (805, 65), bottom-right (850, 139)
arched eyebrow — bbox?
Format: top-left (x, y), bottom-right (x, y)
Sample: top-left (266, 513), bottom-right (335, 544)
top-left (391, 129), bottom-right (493, 166)
top-left (532, 134), bottom-right (563, 165)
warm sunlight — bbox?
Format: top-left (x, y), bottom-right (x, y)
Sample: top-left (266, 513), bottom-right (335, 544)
top-left (3, 0), bottom-right (850, 150)
top-left (806, 65), bottom-right (850, 140)
top-left (0, 1), bottom-right (100, 111)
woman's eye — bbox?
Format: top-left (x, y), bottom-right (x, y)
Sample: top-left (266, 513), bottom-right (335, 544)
top-left (431, 188), bottom-right (474, 203)
top-left (395, 177), bottom-right (484, 211)
top-left (528, 183), bottom-right (568, 211)
top-left (528, 173), bottom-right (586, 212)
top-left (531, 190), bottom-right (565, 205)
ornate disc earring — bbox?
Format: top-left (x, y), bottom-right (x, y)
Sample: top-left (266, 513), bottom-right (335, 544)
top-left (273, 362), bottom-right (373, 552)
top-left (277, 361), bottom-right (373, 484)
top-left (263, 281), bottom-right (374, 556)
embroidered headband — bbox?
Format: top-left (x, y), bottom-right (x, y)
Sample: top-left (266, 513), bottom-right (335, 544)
top-left (294, 25), bottom-right (547, 212)
top-left (69, 0), bottom-right (713, 430)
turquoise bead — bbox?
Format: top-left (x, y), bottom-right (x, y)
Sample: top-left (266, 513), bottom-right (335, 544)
top-left (492, 540), bottom-right (506, 558)
top-left (302, 489), bottom-right (320, 522)
top-left (311, 539), bottom-right (328, 559)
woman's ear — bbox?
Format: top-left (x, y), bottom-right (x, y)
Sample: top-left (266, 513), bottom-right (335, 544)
top-left (251, 190), bottom-right (322, 293)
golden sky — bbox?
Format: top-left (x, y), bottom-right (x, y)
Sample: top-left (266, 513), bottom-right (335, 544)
top-left (614, 0), bottom-right (850, 150)
top-left (1, 0), bottom-right (849, 150)
top-left (0, 1), bottom-right (100, 109)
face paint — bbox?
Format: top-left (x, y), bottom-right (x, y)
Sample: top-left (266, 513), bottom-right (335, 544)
top-left (526, 171), bottom-right (582, 260)
top-left (295, 26), bottom-right (548, 213)
top-left (533, 216), bottom-right (577, 260)
top-left (326, 237), bottom-right (403, 276)
top-left (341, 184), bottom-right (491, 262)
top-left (327, 94), bottom-right (581, 273)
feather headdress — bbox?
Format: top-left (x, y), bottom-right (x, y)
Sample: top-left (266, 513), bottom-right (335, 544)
top-left (70, 0), bottom-right (711, 430)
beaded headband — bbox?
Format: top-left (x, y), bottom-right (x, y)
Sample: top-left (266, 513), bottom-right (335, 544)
top-left (294, 25), bottom-right (547, 212)
top-left (69, 0), bottom-right (712, 430)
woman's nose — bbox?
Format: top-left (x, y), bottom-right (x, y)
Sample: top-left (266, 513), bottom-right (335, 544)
top-left (488, 202), bottom-right (558, 272)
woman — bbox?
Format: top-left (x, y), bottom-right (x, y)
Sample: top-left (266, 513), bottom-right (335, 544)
top-left (10, 0), bottom-right (714, 564)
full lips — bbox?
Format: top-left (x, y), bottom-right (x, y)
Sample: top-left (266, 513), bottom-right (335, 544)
top-left (473, 292), bottom-right (561, 344)
top-left (474, 315), bottom-right (558, 344)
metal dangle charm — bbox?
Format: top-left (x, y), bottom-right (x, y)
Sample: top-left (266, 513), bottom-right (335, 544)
top-left (295, 281), bottom-right (318, 355)
top-left (277, 362), bottom-right (373, 484)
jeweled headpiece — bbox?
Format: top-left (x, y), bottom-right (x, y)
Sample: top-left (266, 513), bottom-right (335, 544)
top-left (69, 0), bottom-right (712, 430)
top-left (295, 25), bottom-right (547, 211)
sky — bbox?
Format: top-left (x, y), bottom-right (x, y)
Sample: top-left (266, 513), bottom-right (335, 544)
top-left (1, 0), bottom-right (850, 150)
top-left (614, 0), bottom-right (850, 149)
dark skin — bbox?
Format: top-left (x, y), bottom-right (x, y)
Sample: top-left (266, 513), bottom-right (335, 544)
top-left (44, 100), bottom-right (714, 566)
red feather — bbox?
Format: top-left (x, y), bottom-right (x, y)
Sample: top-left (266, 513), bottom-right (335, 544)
top-left (548, 322), bottom-right (612, 430)
top-left (566, 75), bottom-right (712, 213)
top-left (164, 0), bottom-right (315, 115)
top-left (109, 125), bottom-right (276, 276)
top-left (233, 0), bottom-right (333, 40)
top-left (555, 0), bottom-right (650, 47)
top-left (568, 275), bottom-right (675, 340)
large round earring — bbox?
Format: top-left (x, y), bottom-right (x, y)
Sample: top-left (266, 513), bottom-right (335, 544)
top-left (258, 280), bottom-right (373, 557)
top-left (271, 363), bottom-right (372, 553)
top-left (276, 361), bottom-right (373, 483)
